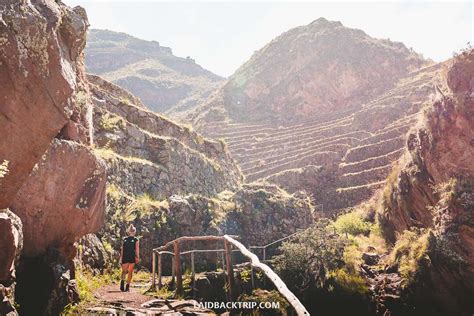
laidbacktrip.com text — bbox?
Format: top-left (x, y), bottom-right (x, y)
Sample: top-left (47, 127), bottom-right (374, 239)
top-left (196, 301), bottom-right (281, 310)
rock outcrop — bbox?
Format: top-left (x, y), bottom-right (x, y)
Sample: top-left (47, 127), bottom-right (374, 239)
top-left (0, 0), bottom-right (90, 209)
top-left (11, 139), bottom-right (106, 257)
top-left (85, 29), bottom-right (223, 118)
top-left (375, 48), bottom-right (474, 315)
top-left (98, 183), bottom-right (314, 270)
top-left (1, 0), bottom-right (106, 252)
top-left (0, 1), bottom-right (107, 314)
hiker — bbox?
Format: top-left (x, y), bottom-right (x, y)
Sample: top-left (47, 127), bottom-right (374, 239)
top-left (120, 224), bottom-right (140, 292)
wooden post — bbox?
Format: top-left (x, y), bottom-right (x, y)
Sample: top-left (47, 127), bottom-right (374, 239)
top-left (191, 252), bottom-right (195, 298)
top-left (224, 240), bottom-right (235, 300)
top-left (221, 250), bottom-right (230, 302)
top-left (221, 251), bottom-right (226, 273)
top-left (152, 251), bottom-right (156, 289)
top-left (251, 265), bottom-right (255, 289)
top-left (158, 253), bottom-right (162, 289)
top-left (174, 241), bottom-right (183, 296)
top-left (262, 248), bottom-right (267, 287)
top-left (171, 256), bottom-right (176, 284)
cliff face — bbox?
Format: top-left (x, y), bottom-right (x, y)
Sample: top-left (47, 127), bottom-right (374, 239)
top-left (85, 29), bottom-right (223, 119)
top-left (0, 0), bottom-right (90, 208)
top-left (0, 1), bottom-right (106, 314)
top-left (377, 49), bottom-right (474, 314)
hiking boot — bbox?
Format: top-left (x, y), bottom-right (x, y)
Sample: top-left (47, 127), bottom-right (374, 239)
top-left (120, 280), bottom-right (125, 292)
top-left (125, 283), bottom-right (130, 292)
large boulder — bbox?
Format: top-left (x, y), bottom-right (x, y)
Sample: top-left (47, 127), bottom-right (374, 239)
top-left (0, 0), bottom-right (90, 209)
top-left (11, 139), bottom-right (106, 257)
top-left (0, 1), bottom-right (107, 314)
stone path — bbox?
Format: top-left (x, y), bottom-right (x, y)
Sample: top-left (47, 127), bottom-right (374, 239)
top-left (86, 282), bottom-right (218, 315)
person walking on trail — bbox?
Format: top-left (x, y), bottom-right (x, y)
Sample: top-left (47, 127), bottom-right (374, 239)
top-left (120, 224), bottom-right (140, 292)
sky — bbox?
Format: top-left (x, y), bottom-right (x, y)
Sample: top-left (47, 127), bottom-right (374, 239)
top-left (64, 0), bottom-right (473, 77)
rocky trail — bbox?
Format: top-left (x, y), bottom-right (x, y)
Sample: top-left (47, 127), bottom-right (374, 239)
top-left (86, 281), bottom-right (216, 315)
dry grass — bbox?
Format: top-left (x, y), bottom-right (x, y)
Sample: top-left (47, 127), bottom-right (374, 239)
top-left (99, 112), bottom-right (126, 132)
top-left (389, 230), bottom-right (430, 285)
top-left (0, 160), bottom-right (8, 178)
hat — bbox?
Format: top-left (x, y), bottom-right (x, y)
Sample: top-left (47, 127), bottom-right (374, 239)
top-left (127, 224), bottom-right (136, 236)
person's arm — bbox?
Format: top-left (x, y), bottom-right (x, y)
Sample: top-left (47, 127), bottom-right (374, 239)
top-left (135, 239), bottom-right (140, 264)
top-left (120, 243), bottom-right (123, 263)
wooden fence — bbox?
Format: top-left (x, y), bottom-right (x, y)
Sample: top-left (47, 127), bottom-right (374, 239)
top-left (151, 234), bottom-right (309, 316)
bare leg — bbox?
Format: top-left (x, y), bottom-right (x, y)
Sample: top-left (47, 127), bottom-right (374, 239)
top-left (127, 263), bottom-right (135, 284)
top-left (121, 263), bottom-right (129, 281)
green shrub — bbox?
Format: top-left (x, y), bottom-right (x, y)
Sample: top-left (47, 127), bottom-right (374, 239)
top-left (273, 219), bottom-right (346, 292)
top-left (333, 212), bottom-right (372, 236)
top-left (389, 229), bottom-right (430, 285)
top-left (329, 269), bottom-right (368, 295)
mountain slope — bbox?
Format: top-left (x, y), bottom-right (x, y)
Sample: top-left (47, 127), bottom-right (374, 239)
top-left (85, 29), bottom-right (223, 118)
top-left (191, 18), bottom-right (430, 125)
top-left (190, 18), bottom-right (439, 214)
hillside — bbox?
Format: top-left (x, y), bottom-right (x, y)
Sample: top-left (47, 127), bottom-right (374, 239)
top-left (269, 49), bottom-right (473, 316)
top-left (85, 73), bottom-right (314, 271)
top-left (191, 18), bottom-right (430, 125)
top-left (191, 18), bottom-right (439, 214)
top-left (85, 29), bottom-right (223, 118)
top-left (1, 1), bottom-right (472, 315)
top-left (0, 2), bottom-right (314, 314)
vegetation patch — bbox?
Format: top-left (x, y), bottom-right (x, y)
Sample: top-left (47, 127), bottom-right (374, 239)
top-left (62, 268), bottom-right (120, 315)
top-left (389, 229), bottom-right (430, 286)
top-left (329, 268), bottom-right (368, 295)
top-left (0, 160), bottom-right (8, 178)
top-left (99, 112), bottom-right (126, 132)
top-left (333, 211), bottom-right (372, 236)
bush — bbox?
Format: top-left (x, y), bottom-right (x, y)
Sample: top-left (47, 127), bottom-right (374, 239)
top-left (273, 219), bottom-right (346, 293)
top-left (99, 112), bottom-right (125, 132)
top-left (333, 212), bottom-right (372, 236)
top-left (329, 269), bottom-right (368, 295)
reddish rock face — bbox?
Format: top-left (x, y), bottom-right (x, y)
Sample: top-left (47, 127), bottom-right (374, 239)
top-left (422, 52), bottom-right (474, 183)
top-left (0, 210), bottom-right (22, 282)
top-left (376, 50), bottom-right (474, 313)
top-left (0, 0), bottom-right (89, 209)
top-left (11, 139), bottom-right (106, 257)
top-left (383, 51), bottom-right (474, 237)
top-left (0, 0), bottom-right (106, 260)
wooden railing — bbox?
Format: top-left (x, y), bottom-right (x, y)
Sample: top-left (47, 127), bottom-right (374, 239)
top-left (151, 234), bottom-right (309, 316)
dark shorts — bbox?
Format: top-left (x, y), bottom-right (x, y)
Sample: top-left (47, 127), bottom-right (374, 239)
top-left (122, 255), bottom-right (135, 264)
